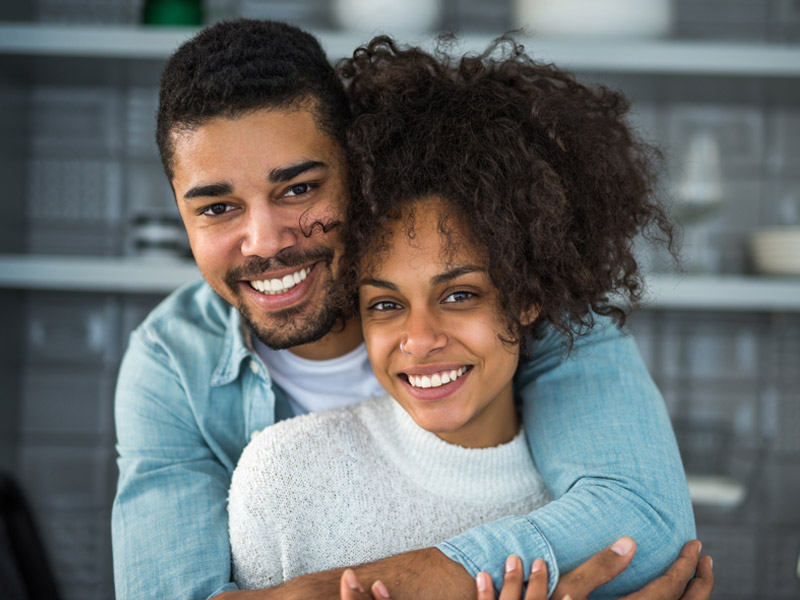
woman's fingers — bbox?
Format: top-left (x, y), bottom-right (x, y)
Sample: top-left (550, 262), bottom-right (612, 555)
top-left (476, 571), bottom-right (496, 600)
top-left (340, 569), bottom-right (366, 600)
top-left (524, 559), bottom-right (549, 600)
top-left (552, 537), bottom-right (637, 600)
top-left (476, 556), bottom-right (549, 600)
top-left (498, 556), bottom-right (524, 600)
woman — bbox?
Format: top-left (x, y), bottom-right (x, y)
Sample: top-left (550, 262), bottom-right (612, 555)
top-left (228, 36), bottom-right (699, 599)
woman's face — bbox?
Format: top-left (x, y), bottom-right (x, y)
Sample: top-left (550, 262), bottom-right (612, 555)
top-left (359, 199), bottom-right (520, 448)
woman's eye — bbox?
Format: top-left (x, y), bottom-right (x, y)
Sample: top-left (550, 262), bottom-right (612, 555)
top-left (284, 183), bottom-right (313, 197)
top-left (201, 203), bottom-right (232, 216)
top-left (443, 291), bottom-right (475, 304)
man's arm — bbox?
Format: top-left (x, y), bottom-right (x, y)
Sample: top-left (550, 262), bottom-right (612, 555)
top-left (112, 329), bottom-right (238, 600)
top-left (218, 317), bottom-right (693, 600)
top-left (437, 315), bottom-right (695, 598)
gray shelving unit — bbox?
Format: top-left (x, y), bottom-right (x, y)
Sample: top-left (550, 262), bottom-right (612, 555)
top-left (1, 2), bottom-right (799, 599)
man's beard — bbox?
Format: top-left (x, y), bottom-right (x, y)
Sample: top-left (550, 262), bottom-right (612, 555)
top-left (224, 247), bottom-right (341, 349)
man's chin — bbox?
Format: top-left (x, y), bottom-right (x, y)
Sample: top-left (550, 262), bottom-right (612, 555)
top-left (239, 301), bottom-right (340, 351)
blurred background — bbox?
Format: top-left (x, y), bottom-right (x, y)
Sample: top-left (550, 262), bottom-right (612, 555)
top-left (0, 1), bottom-right (798, 598)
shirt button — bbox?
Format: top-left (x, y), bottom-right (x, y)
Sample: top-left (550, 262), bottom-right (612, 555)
top-left (249, 359), bottom-right (259, 374)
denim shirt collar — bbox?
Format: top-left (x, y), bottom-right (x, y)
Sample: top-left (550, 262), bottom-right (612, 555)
top-left (210, 306), bottom-right (256, 387)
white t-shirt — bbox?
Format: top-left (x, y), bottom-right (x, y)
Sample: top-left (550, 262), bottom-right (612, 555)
top-left (255, 339), bottom-right (385, 416)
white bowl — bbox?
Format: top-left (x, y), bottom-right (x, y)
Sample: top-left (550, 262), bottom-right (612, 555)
top-left (750, 227), bottom-right (800, 275)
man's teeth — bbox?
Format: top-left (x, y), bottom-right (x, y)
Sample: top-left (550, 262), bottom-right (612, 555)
top-left (249, 267), bottom-right (309, 295)
top-left (407, 367), bottom-right (468, 389)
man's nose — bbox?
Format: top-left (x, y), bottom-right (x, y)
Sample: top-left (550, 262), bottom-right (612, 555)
top-left (239, 205), bottom-right (299, 259)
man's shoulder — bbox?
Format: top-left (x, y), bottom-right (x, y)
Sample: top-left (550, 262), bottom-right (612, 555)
top-left (136, 280), bottom-right (232, 345)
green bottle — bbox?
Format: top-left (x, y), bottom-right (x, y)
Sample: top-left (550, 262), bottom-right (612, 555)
top-left (143, 0), bottom-right (203, 26)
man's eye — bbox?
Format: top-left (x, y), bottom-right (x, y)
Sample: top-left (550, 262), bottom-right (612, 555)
top-left (443, 291), bottom-right (475, 303)
top-left (284, 183), bottom-right (314, 197)
top-left (369, 300), bottom-right (401, 312)
top-left (200, 203), bottom-right (233, 216)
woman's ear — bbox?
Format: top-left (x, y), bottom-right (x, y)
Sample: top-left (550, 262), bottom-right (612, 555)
top-left (520, 304), bottom-right (540, 326)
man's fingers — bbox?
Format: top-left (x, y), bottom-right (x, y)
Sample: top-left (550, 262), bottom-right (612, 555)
top-left (553, 537), bottom-right (637, 600)
top-left (680, 555), bottom-right (714, 600)
top-left (622, 540), bottom-right (702, 600)
top-left (524, 559), bottom-right (549, 600)
top-left (476, 571), bottom-right (497, 600)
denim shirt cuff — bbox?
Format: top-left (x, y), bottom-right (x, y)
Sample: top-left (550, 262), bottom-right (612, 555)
top-left (436, 514), bottom-right (559, 597)
top-left (207, 581), bottom-right (239, 599)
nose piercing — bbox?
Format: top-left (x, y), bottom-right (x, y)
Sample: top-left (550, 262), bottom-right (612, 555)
top-left (400, 338), bottom-right (411, 355)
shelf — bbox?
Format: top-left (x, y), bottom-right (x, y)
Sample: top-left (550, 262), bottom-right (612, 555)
top-left (2, 22), bottom-right (800, 76)
top-left (644, 273), bottom-right (800, 311)
top-left (0, 255), bottom-right (201, 294)
top-left (1, 255), bottom-right (800, 309)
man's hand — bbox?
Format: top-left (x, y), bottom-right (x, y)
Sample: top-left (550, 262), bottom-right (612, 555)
top-left (469, 538), bottom-right (713, 600)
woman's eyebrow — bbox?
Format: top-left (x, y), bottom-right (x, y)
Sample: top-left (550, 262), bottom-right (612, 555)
top-left (359, 278), bottom-right (397, 291)
top-left (430, 265), bottom-right (484, 286)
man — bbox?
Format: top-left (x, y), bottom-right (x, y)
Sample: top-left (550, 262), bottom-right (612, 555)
top-left (112, 19), bottom-right (695, 600)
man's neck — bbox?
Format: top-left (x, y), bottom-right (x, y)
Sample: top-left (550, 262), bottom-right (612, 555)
top-left (288, 316), bottom-right (364, 361)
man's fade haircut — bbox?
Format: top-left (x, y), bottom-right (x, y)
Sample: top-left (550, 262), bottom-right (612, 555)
top-left (156, 19), bottom-right (351, 180)
top-left (337, 36), bottom-right (675, 350)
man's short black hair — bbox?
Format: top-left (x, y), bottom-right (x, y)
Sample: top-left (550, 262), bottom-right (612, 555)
top-left (156, 19), bottom-right (351, 180)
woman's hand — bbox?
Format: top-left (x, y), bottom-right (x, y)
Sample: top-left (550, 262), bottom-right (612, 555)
top-left (338, 538), bottom-right (714, 600)
top-left (476, 538), bottom-right (714, 600)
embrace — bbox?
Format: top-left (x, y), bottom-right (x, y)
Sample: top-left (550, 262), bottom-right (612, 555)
top-left (112, 19), bottom-right (713, 600)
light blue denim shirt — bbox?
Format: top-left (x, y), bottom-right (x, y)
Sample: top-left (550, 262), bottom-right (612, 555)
top-left (112, 281), bottom-right (694, 600)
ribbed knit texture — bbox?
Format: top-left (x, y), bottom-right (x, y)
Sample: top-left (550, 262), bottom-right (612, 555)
top-left (228, 395), bottom-right (551, 589)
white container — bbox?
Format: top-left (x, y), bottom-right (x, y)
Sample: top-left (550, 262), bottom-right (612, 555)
top-left (513, 0), bottom-right (673, 38)
top-left (333, 0), bottom-right (441, 35)
top-left (750, 227), bottom-right (800, 275)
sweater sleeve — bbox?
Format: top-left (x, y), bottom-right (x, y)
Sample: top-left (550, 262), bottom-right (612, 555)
top-left (437, 316), bottom-right (695, 598)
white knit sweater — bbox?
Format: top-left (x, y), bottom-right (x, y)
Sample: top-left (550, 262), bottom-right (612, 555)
top-left (228, 395), bottom-right (551, 590)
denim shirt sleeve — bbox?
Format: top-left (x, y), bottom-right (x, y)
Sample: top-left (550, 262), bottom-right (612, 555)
top-left (437, 316), bottom-right (695, 598)
top-left (112, 328), bottom-right (240, 600)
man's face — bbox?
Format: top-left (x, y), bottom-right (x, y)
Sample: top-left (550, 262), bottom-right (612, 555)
top-left (171, 107), bottom-right (349, 350)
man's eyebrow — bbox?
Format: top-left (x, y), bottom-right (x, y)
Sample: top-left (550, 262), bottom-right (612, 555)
top-left (269, 160), bottom-right (327, 183)
top-left (430, 265), bottom-right (485, 286)
top-left (183, 182), bottom-right (233, 200)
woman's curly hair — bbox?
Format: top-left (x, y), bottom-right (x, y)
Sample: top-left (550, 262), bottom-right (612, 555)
top-left (336, 35), bottom-right (674, 348)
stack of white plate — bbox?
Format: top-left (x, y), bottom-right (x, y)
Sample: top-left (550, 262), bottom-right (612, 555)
top-left (750, 227), bottom-right (800, 275)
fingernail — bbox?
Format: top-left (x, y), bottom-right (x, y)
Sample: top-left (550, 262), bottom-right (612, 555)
top-left (708, 556), bottom-right (713, 569)
top-left (531, 558), bottom-right (543, 574)
top-left (344, 569), bottom-right (363, 592)
top-left (611, 537), bottom-right (634, 556)
top-left (696, 541), bottom-right (703, 555)
top-left (506, 555), bottom-right (518, 573)
top-left (374, 580), bottom-right (391, 598)
top-left (476, 572), bottom-right (489, 592)
top-left (563, 596), bottom-right (573, 600)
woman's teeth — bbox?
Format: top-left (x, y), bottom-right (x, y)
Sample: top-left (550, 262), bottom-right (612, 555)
top-left (407, 367), bottom-right (468, 389)
top-left (249, 267), bottom-right (309, 295)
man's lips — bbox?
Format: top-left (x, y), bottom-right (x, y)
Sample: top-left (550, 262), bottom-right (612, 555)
top-left (239, 262), bottom-right (322, 309)
top-left (246, 264), bottom-right (313, 295)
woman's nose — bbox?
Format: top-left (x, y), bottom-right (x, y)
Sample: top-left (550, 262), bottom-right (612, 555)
top-left (400, 309), bottom-right (448, 357)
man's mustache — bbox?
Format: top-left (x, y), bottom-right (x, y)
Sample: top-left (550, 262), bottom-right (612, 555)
top-left (224, 247), bottom-right (336, 287)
